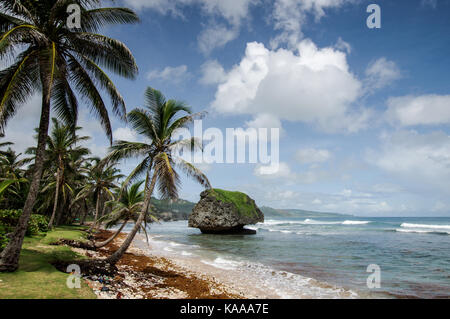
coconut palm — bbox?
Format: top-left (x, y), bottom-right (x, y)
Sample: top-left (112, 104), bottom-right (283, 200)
top-left (103, 87), bottom-right (211, 265)
top-left (95, 180), bottom-right (157, 248)
top-left (27, 118), bottom-right (90, 228)
top-left (0, 141), bottom-right (13, 157)
top-left (72, 159), bottom-right (124, 231)
top-left (0, 146), bottom-right (31, 209)
top-left (0, 1), bottom-right (139, 271)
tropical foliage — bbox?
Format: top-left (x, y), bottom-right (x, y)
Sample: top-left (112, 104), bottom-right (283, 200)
top-left (0, 1), bottom-right (212, 273)
top-left (0, 86), bottom-right (212, 270)
top-left (103, 87), bottom-right (211, 265)
top-left (0, 0), bottom-right (139, 271)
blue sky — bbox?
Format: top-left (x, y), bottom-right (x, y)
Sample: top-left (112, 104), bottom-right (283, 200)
top-left (5, 0), bottom-right (450, 216)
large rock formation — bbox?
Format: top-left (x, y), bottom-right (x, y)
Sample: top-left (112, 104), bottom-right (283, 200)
top-left (188, 189), bottom-right (264, 234)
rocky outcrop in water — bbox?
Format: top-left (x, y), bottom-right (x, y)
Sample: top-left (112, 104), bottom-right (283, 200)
top-left (188, 189), bottom-right (264, 234)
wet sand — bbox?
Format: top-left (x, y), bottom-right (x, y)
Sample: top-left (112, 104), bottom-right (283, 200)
top-left (73, 230), bottom-right (257, 299)
top-left (72, 230), bottom-right (357, 299)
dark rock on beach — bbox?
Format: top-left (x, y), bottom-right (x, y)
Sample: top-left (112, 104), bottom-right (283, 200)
top-left (188, 189), bottom-right (264, 235)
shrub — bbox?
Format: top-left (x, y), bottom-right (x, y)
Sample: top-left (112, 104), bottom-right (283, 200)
top-left (27, 214), bottom-right (49, 235)
top-left (0, 209), bottom-right (22, 227)
top-left (0, 224), bottom-right (8, 252)
top-left (0, 209), bottom-right (49, 237)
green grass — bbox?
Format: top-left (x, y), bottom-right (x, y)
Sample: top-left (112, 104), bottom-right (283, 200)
top-left (209, 189), bottom-right (259, 218)
top-left (0, 226), bottom-right (96, 299)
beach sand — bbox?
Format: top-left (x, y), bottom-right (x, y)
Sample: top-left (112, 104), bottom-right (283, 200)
top-left (70, 229), bottom-right (357, 299)
top-left (72, 230), bottom-right (264, 299)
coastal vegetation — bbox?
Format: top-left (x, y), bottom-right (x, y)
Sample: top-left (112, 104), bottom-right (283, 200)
top-left (210, 189), bottom-right (262, 218)
top-left (0, 86), bottom-right (212, 274)
top-left (0, 0), bottom-right (212, 299)
top-left (101, 86), bottom-right (211, 265)
top-left (0, 226), bottom-right (96, 299)
top-left (0, 0), bottom-right (139, 272)
top-left (0, 0), bottom-right (212, 286)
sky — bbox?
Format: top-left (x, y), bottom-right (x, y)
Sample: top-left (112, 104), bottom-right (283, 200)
top-left (3, 0), bottom-right (450, 216)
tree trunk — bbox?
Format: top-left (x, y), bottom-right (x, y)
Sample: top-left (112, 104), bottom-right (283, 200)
top-left (105, 170), bottom-right (157, 265)
top-left (55, 199), bottom-right (65, 226)
top-left (94, 220), bottom-right (128, 248)
top-left (80, 201), bottom-right (88, 225)
top-left (48, 165), bottom-right (61, 229)
top-left (0, 75), bottom-right (51, 272)
top-left (89, 191), bottom-right (101, 232)
top-left (97, 199), bottom-right (107, 228)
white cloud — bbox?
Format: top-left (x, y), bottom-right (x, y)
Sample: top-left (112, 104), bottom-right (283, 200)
top-left (122, 0), bottom-right (193, 16)
top-left (200, 60), bottom-right (227, 85)
top-left (254, 162), bottom-right (291, 178)
top-left (368, 130), bottom-right (450, 194)
top-left (254, 161), bottom-right (338, 184)
top-left (271, 0), bottom-right (355, 49)
top-left (252, 183), bottom-right (398, 215)
top-left (335, 37), bottom-right (351, 54)
top-left (371, 183), bottom-right (403, 194)
top-left (364, 57), bottom-right (401, 92)
top-left (147, 65), bottom-right (190, 83)
top-left (198, 24), bottom-right (239, 55)
top-left (199, 0), bottom-right (255, 26)
top-left (124, 0), bottom-right (255, 23)
top-left (113, 127), bottom-right (139, 142)
top-left (246, 114), bottom-right (282, 130)
top-left (124, 0), bottom-right (255, 53)
top-left (229, 113), bottom-right (283, 146)
top-left (386, 94), bottom-right (450, 126)
top-left (295, 148), bottom-right (331, 164)
top-left (211, 39), bottom-right (370, 133)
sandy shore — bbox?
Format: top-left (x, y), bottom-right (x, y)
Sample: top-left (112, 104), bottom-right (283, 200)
top-left (72, 230), bottom-right (262, 299)
top-left (70, 229), bottom-right (358, 299)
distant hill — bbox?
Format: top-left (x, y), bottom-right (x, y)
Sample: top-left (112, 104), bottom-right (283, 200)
top-left (150, 197), bottom-right (351, 221)
top-left (150, 197), bottom-right (196, 221)
top-left (260, 206), bottom-right (352, 219)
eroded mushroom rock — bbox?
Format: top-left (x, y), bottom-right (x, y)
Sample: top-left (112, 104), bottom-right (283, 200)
top-left (188, 189), bottom-right (264, 234)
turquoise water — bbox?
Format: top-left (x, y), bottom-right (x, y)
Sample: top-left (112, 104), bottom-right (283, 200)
top-left (131, 217), bottom-right (450, 298)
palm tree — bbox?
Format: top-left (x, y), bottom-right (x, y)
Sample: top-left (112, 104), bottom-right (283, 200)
top-left (0, 141), bottom-right (13, 157)
top-left (27, 118), bottom-right (90, 228)
top-left (0, 1), bottom-right (139, 272)
top-left (0, 146), bottom-right (31, 209)
top-left (103, 87), bottom-right (211, 265)
top-left (95, 180), bottom-right (156, 248)
top-left (72, 159), bottom-right (123, 231)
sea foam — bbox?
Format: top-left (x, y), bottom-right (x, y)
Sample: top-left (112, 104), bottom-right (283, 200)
top-left (401, 223), bottom-right (450, 230)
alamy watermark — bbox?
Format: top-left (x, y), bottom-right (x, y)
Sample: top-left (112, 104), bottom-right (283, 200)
top-left (66, 264), bottom-right (81, 289)
top-left (366, 264), bottom-right (381, 289)
top-left (367, 4), bottom-right (381, 29)
top-left (67, 4), bottom-right (81, 29)
top-left (172, 120), bottom-right (280, 172)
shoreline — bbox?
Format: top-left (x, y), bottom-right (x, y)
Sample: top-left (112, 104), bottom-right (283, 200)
top-left (132, 233), bottom-right (360, 299)
top-left (73, 230), bottom-right (253, 299)
top-left (73, 229), bottom-right (359, 299)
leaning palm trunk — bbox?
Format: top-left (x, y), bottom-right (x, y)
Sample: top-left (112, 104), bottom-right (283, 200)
top-left (97, 201), bottom-right (107, 228)
top-left (80, 202), bottom-right (89, 225)
top-left (105, 171), bottom-right (157, 265)
top-left (0, 76), bottom-right (52, 272)
top-left (89, 192), bottom-right (101, 232)
top-left (48, 166), bottom-right (61, 228)
top-left (94, 219), bottom-right (129, 249)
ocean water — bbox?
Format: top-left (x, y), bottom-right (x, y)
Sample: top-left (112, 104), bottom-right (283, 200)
top-left (128, 217), bottom-right (450, 299)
